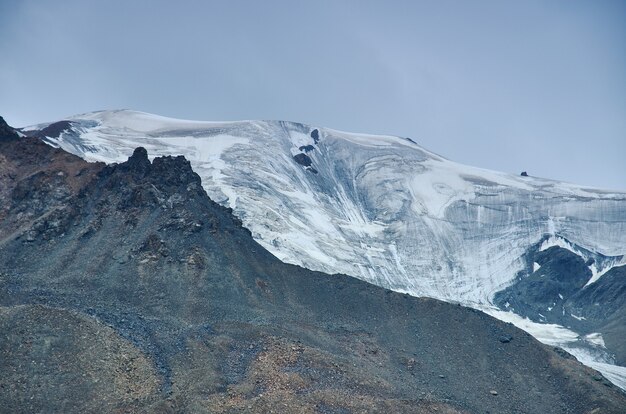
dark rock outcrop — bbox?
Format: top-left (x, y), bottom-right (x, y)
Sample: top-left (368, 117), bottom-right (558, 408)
top-left (36, 120), bottom-right (74, 138)
top-left (0, 116), bottom-right (19, 141)
top-left (293, 152), bottom-right (313, 167)
top-left (311, 128), bottom-right (320, 144)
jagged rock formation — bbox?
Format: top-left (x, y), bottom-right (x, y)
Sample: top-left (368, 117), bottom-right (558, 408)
top-left (1, 126), bottom-right (625, 412)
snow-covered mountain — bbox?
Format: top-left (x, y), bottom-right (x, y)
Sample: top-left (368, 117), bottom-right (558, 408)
top-left (24, 109), bottom-right (626, 387)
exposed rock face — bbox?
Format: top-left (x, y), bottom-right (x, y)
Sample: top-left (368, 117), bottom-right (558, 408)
top-left (0, 116), bottom-right (19, 141)
top-left (495, 241), bottom-right (626, 366)
top-left (1, 134), bottom-right (625, 413)
top-left (293, 153), bottom-right (312, 167)
top-left (0, 135), bottom-right (104, 240)
top-left (35, 120), bottom-right (74, 138)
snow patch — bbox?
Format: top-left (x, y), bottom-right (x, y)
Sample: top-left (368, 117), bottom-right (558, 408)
top-left (584, 333), bottom-right (605, 348)
top-left (586, 259), bottom-right (626, 286)
top-left (484, 308), bottom-right (578, 346)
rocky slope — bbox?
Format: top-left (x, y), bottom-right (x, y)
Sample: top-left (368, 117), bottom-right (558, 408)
top-left (1, 120), bottom-right (625, 413)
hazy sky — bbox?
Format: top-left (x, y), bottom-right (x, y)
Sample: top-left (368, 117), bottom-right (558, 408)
top-left (1, 0), bottom-right (624, 190)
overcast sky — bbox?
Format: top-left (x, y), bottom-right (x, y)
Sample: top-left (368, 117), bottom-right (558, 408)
top-left (1, 0), bottom-right (624, 190)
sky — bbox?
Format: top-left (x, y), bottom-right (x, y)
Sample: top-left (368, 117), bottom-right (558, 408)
top-left (1, 0), bottom-right (625, 190)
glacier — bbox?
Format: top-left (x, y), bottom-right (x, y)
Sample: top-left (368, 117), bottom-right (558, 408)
top-left (25, 109), bottom-right (626, 388)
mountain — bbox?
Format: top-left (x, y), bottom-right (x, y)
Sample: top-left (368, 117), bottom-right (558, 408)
top-left (24, 110), bottom-right (626, 381)
top-left (2, 122), bottom-right (625, 413)
top-left (22, 110), bottom-right (626, 386)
